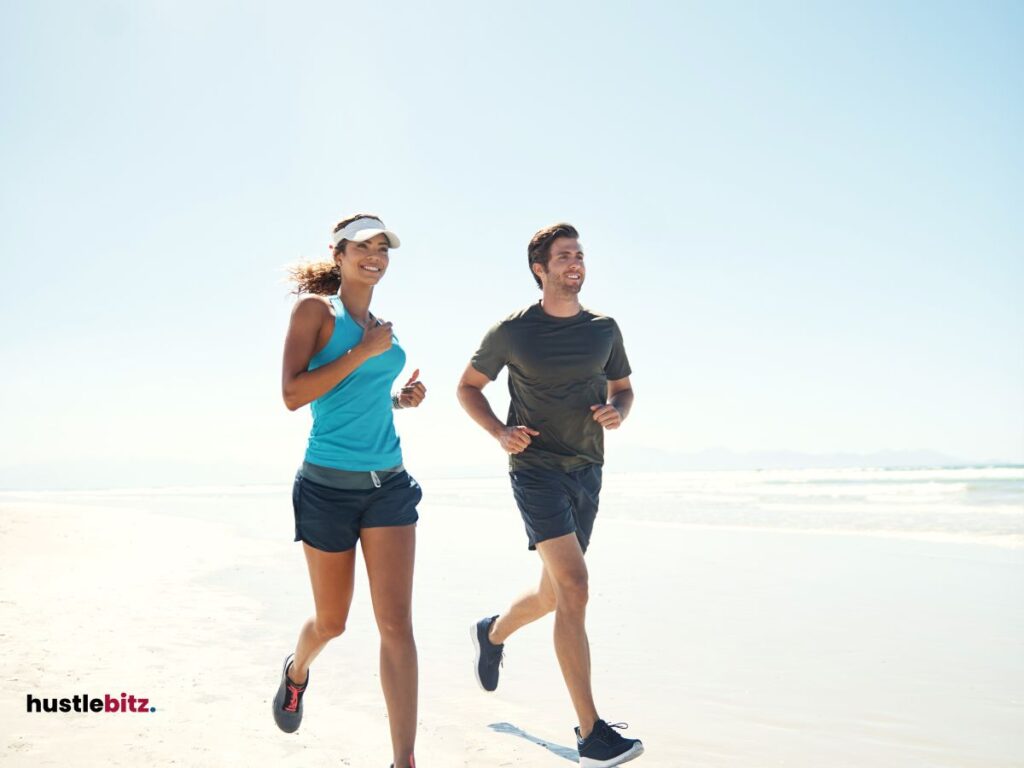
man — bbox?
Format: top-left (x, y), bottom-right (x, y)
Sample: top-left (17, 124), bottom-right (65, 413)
top-left (456, 223), bottom-right (644, 767)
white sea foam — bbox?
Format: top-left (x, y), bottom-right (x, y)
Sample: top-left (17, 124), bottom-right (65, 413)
top-left (421, 466), bottom-right (1024, 546)
top-left (2, 467), bottom-right (1021, 547)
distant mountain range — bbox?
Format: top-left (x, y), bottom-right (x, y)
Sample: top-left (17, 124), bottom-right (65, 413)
top-left (609, 446), bottom-right (987, 472)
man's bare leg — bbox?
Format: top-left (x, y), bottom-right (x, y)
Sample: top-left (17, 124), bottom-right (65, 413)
top-left (536, 532), bottom-right (599, 738)
top-left (489, 569), bottom-right (556, 645)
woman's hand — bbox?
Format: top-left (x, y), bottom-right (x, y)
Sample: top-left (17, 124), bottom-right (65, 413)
top-left (358, 319), bottom-right (394, 358)
top-left (396, 368), bottom-right (427, 408)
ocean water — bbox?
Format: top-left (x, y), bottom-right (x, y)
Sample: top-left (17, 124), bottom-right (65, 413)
top-left (5, 466), bottom-right (1021, 547)
top-left (602, 466), bottom-right (1024, 545)
top-left (424, 466), bottom-right (1024, 547)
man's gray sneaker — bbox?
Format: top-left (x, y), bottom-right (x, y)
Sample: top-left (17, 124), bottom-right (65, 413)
top-left (471, 615), bottom-right (503, 692)
top-left (576, 719), bottom-right (644, 767)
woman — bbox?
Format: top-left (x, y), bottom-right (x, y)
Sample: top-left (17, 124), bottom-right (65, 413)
top-left (274, 213), bottom-right (426, 768)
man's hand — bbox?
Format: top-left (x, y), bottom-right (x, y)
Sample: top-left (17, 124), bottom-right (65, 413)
top-left (497, 425), bottom-right (540, 454)
top-left (590, 404), bottom-right (622, 430)
top-left (397, 368), bottom-right (426, 408)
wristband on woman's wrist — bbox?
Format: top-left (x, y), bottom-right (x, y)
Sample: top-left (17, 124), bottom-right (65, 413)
top-left (391, 394), bottom-right (402, 409)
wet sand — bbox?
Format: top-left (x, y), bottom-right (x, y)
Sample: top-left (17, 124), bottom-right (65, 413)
top-left (1, 478), bottom-right (1021, 766)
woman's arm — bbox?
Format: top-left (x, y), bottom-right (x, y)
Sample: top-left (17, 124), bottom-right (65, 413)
top-left (281, 296), bottom-right (393, 411)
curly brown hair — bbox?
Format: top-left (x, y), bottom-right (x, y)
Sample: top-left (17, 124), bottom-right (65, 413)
top-left (527, 222), bottom-right (579, 289)
top-left (287, 213), bottom-right (385, 295)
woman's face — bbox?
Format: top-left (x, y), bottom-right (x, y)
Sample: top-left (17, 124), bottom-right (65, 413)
top-left (335, 233), bottom-right (391, 286)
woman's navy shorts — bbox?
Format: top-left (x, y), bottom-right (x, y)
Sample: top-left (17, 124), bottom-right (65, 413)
top-left (292, 470), bottom-right (422, 553)
top-left (509, 464), bottom-right (602, 552)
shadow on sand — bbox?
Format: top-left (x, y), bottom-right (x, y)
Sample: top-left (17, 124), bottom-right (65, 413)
top-left (488, 722), bottom-right (578, 762)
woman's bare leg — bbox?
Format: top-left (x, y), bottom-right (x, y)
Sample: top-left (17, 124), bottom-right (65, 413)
top-left (361, 525), bottom-right (417, 768)
top-left (290, 542), bottom-right (357, 683)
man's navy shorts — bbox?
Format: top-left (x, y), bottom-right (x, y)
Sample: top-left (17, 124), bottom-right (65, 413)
top-left (292, 470), bottom-right (422, 553)
top-left (509, 464), bottom-right (602, 552)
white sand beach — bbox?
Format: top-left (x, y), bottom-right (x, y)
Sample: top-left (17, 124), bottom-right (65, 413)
top-left (1, 469), bottom-right (1022, 767)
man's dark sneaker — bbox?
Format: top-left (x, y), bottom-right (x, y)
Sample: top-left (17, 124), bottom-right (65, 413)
top-left (272, 654), bottom-right (308, 733)
top-left (470, 615), bottom-right (504, 692)
top-left (575, 720), bottom-right (644, 767)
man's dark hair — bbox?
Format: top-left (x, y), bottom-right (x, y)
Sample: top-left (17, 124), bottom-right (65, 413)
top-left (527, 222), bottom-right (579, 289)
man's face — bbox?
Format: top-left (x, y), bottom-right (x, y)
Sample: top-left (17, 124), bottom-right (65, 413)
top-left (537, 236), bottom-right (585, 294)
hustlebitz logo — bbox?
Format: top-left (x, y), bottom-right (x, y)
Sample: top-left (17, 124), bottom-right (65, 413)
top-left (27, 693), bottom-right (156, 714)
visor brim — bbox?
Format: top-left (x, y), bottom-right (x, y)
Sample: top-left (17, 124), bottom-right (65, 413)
top-left (345, 228), bottom-right (401, 248)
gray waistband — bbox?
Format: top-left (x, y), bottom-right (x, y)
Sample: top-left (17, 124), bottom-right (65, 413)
top-left (300, 461), bottom-right (405, 490)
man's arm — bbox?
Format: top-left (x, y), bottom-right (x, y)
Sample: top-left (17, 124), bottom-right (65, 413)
top-left (591, 376), bottom-right (633, 430)
top-left (456, 364), bottom-right (539, 454)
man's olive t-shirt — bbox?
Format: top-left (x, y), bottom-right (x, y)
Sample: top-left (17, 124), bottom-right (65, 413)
top-left (471, 302), bottom-right (632, 472)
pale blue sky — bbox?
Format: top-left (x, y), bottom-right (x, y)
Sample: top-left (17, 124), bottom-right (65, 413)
top-left (1, 1), bottom-right (1021, 488)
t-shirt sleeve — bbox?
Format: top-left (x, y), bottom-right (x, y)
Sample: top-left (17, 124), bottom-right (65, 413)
top-left (470, 321), bottom-right (510, 380)
top-left (605, 320), bottom-right (632, 380)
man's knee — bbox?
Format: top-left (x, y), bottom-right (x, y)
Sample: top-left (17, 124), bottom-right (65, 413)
top-left (554, 571), bottom-right (589, 611)
top-left (315, 614), bottom-right (347, 640)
